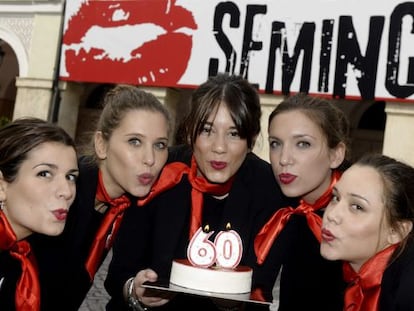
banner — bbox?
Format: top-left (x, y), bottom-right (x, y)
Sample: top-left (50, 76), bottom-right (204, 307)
top-left (60, 0), bottom-right (414, 102)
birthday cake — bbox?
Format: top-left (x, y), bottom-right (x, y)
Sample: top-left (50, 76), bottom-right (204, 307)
top-left (169, 226), bottom-right (252, 294)
top-left (170, 259), bottom-right (252, 294)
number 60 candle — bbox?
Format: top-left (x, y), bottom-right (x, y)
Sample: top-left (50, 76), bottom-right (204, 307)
top-left (187, 223), bottom-right (243, 269)
top-left (214, 223), bottom-right (243, 269)
top-left (187, 225), bottom-right (216, 268)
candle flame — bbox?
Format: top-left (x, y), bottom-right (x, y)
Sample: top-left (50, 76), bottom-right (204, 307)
top-left (226, 222), bottom-right (232, 230)
top-left (203, 224), bottom-right (210, 232)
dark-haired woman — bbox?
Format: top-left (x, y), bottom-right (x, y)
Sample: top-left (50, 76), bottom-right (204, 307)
top-left (321, 153), bottom-right (414, 311)
top-left (105, 73), bottom-right (290, 310)
top-left (0, 118), bottom-right (78, 310)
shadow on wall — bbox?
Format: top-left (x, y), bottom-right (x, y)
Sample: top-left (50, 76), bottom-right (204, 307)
top-left (75, 84), bottom-right (115, 153)
top-left (351, 101), bottom-right (385, 162)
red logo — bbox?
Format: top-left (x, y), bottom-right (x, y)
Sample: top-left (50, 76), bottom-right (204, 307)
top-left (61, 0), bottom-right (197, 86)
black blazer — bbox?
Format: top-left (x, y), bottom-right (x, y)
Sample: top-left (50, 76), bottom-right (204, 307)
top-left (0, 250), bottom-right (24, 310)
top-left (249, 210), bottom-right (346, 311)
top-left (30, 157), bottom-right (143, 311)
top-left (380, 241), bottom-right (414, 310)
top-left (105, 146), bottom-right (289, 310)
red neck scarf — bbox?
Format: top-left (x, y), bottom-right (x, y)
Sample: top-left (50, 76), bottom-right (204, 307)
top-left (0, 212), bottom-right (40, 311)
top-left (85, 170), bottom-right (131, 280)
top-left (138, 156), bottom-right (234, 239)
top-left (137, 161), bottom-right (190, 206)
top-left (187, 156), bottom-right (234, 238)
top-left (255, 170), bottom-right (341, 264)
top-left (343, 244), bottom-right (398, 311)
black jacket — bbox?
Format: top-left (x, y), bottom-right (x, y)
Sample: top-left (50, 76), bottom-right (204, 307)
top-left (380, 241), bottom-right (414, 310)
top-left (105, 145), bottom-right (289, 310)
top-left (249, 211), bottom-right (346, 311)
top-left (0, 250), bottom-right (23, 310)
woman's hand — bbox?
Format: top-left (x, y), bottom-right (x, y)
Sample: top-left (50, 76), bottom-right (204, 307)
top-left (132, 268), bottom-right (174, 307)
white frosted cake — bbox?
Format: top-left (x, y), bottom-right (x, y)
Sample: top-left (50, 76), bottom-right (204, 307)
top-left (170, 259), bottom-right (252, 294)
top-left (169, 226), bottom-right (252, 294)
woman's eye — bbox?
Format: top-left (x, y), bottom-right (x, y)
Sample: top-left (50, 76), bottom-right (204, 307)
top-left (37, 171), bottom-right (52, 178)
top-left (330, 194), bottom-right (339, 203)
top-left (229, 130), bottom-right (240, 138)
top-left (155, 142), bottom-right (168, 150)
top-left (269, 140), bottom-right (281, 149)
top-left (128, 138), bottom-right (141, 146)
top-left (297, 141), bottom-right (311, 148)
top-left (67, 174), bottom-right (78, 182)
top-left (351, 204), bottom-right (364, 211)
top-left (201, 126), bottom-right (211, 134)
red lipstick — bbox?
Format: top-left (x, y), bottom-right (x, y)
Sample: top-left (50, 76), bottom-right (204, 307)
top-left (62, 0), bottom-right (197, 86)
top-left (52, 209), bottom-right (68, 221)
top-left (279, 173), bottom-right (296, 185)
top-left (138, 173), bottom-right (154, 186)
top-left (211, 161), bottom-right (227, 170)
top-left (321, 228), bottom-right (335, 242)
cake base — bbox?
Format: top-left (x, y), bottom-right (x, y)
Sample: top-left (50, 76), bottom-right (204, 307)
top-left (169, 259), bottom-right (252, 294)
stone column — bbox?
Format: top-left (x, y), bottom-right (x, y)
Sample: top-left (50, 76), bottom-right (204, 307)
top-left (383, 102), bottom-right (414, 166)
top-left (58, 81), bottom-right (84, 138)
top-left (253, 94), bottom-right (284, 163)
top-left (13, 77), bottom-right (53, 120)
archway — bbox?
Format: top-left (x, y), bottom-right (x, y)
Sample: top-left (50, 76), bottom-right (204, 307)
top-left (0, 38), bottom-right (19, 121)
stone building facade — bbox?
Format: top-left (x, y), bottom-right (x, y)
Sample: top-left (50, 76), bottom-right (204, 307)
top-left (0, 0), bottom-right (413, 165)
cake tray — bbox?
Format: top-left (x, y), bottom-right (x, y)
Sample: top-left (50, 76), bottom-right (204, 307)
top-left (142, 280), bottom-right (272, 305)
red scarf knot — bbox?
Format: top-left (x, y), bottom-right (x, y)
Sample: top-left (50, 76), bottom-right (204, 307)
top-left (137, 161), bottom-right (190, 206)
top-left (295, 201), bottom-right (315, 214)
top-left (254, 170), bottom-right (341, 265)
top-left (343, 243), bottom-right (398, 311)
top-left (85, 170), bottom-right (131, 280)
top-left (137, 156), bottom-right (234, 239)
top-left (0, 212), bottom-right (40, 311)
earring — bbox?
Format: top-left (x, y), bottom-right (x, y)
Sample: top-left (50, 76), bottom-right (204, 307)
top-left (0, 201), bottom-right (3, 211)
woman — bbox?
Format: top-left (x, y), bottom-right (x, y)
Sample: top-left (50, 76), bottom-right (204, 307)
top-left (321, 153), bottom-right (414, 311)
top-left (0, 117), bottom-right (79, 311)
top-left (30, 84), bottom-right (172, 310)
top-left (252, 93), bottom-right (350, 310)
top-left (104, 73), bottom-right (289, 310)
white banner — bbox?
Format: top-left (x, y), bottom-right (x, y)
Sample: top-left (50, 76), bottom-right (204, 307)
top-left (61, 0), bottom-right (414, 102)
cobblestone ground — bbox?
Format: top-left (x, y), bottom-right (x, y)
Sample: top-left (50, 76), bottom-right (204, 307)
top-left (79, 251), bottom-right (112, 311)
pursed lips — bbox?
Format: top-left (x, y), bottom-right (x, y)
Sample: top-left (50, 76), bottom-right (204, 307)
top-left (278, 173), bottom-right (296, 184)
top-left (52, 209), bottom-right (68, 221)
top-left (210, 161), bottom-right (227, 170)
top-left (321, 228), bottom-right (336, 242)
top-left (138, 172), bottom-right (154, 186)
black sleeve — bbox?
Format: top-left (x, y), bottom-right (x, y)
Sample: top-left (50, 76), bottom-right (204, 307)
top-left (104, 201), bottom-right (155, 311)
